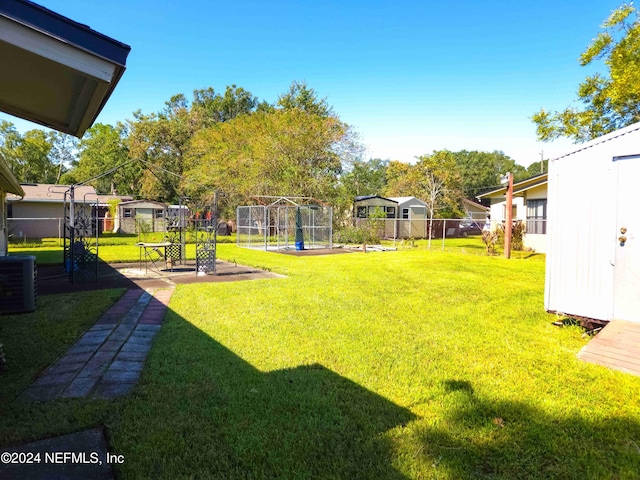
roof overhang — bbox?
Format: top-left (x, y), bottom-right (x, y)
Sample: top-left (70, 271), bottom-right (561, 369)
top-left (477, 173), bottom-right (548, 200)
top-left (0, 0), bottom-right (131, 137)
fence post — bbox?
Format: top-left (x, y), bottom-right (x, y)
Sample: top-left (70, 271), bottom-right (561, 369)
top-left (442, 219), bottom-right (446, 251)
top-left (263, 206), bottom-right (267, 250)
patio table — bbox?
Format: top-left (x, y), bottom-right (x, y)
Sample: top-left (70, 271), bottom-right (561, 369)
top-left (135, 242), bottom-right (174, 273)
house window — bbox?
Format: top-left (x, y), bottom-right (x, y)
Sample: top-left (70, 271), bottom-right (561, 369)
top-left (356, 206), bottom-right (367, 218)
top-left (155, 209), bottom-right (164, 219)
top-left (527, 199), bottom-right (547, 234)
top-left (385, 206), bottom-right (396, 219)
top-left (401, 208), bottom-right (409, 219)
top-left (123, 208), bottom-right (133, 218)
top-left (502, 204), bottom-right (517, 221)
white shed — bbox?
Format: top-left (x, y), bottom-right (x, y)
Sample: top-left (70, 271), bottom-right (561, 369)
top-left (545, 121), bottom-right (640, 323)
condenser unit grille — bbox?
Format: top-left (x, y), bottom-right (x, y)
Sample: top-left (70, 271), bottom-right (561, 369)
top-left (0, 255), bottom-right (37, 314)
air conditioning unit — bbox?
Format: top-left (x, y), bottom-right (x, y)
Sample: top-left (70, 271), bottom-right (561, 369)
top-left (0, 255), bottom-right (36, 314)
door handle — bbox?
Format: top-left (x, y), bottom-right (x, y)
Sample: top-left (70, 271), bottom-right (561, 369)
top-left (619, 235), bottom-right (627, 243)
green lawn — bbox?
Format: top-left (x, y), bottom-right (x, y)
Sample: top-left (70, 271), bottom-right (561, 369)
top-left (1, 244), bottom-right (639, 479)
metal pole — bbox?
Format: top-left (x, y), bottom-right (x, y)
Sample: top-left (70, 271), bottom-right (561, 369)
top-left (329, 207), bottom-right (333, 249)
top-left (213, 192), bottom-right (218, 274)
top-left (69, 186), bottom-right (75, 285)
top-left (442, 219), bottom-right (446, 251)
top-left (505, 172), bottom-right (514, 259)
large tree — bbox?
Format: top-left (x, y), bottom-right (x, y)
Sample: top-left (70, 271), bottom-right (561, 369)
top-left (533, 4), bottom-right (640, 142)
top-left (0, 121), bottom-right (22, 173)
top-left (0, 122), bottom-right (59, 183)
top-left (192, 85), bottom-right (258, 126)
top-left (339, 158), bottom-right (388, 198)
top-left (385, 151), bottom-right (464, 219)
top-left (451, 150), bottom-right (527, 198)
top-left (62, 123), bottom-right (139, 193)
top-left (128, 86), bottom-right (260, 202)
top-left (48, 131), bottom-right (77, 184)
top-left (277, 81), bottom-right (333, 117)
top-left (385, 151), bottom-right (463, 246)
top-left (185, 109), bottom-right (348, 218)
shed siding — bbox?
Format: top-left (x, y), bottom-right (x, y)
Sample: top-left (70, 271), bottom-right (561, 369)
top-left (544, 127), bottom-right (640, 320)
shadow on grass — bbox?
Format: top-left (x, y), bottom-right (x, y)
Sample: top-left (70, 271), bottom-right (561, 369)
top-left (116, 310), bottom-right (417, 479)
top-left (412, 379), bottom-right (640, 479)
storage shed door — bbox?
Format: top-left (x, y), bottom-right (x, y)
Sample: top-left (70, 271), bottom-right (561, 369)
top-left (613, 155), bottom-right (640, 322)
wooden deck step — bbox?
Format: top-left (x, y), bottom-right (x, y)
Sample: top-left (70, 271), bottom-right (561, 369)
top-left (578, 320), bottom-right (640, 377)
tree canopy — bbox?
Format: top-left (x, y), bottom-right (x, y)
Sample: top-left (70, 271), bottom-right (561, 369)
top-left (385, 151), bottom-right (464, 219)
top-left (532, 4), bottom-right (640, 142)
top-left (0, 121), bottom-right (74, 184)
top-left (2, 78), bottom-right (542, 223)
top-left (61, 123), bottom-right (139, 194)
top-left (449, 150), bottom-right (527, 198)
top-left (184, 108), bottom-right (348, 218)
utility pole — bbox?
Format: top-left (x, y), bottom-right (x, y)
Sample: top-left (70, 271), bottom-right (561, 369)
top-left (540, 151), bottom-right (544, 174)
top-left (504, 172), bottom-right (513, 259)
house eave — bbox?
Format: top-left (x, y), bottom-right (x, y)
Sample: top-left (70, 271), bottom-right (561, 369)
top-left (0, 0), bottom-right (131, 137)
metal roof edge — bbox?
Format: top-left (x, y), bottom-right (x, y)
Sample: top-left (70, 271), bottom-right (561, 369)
top-left (552, 121), bottom-right (640, 162)
top-left (0, 0), bottom-right (131, 66)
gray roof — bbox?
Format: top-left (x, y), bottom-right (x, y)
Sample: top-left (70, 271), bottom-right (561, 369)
top-left (388, 196), bottom-right (427, 207)
top-left (354, 195), bottom-right (397, 203)
top-left (6, 183), bottom-right (97, 203)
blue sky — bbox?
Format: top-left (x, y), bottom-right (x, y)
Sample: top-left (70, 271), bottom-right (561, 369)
top-left (2, 0), bottom-right (624, 166)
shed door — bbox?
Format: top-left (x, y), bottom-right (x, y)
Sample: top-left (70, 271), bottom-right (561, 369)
top-left (613, 155), bottom-right (640, 322)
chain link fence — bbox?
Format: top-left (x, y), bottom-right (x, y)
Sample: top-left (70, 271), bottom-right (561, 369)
top-left (351, 217), bottom-right (487, 241)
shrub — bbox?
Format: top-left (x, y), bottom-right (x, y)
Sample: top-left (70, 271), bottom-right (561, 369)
top-left (496, 220), bottom-right (526, 251)
top-left (482, 229), bottom-right (500, 255)
top-left (334, 224), bottom-right (381, 245)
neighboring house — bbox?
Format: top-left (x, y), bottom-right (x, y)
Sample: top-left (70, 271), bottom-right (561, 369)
top-left (461, 198), bottom-right (489, 222)
top-left (545, 121), bottom-right (640, 324)
top-left (6, 184), bottom-right (97, 239)
top-left (117, 200), bottom-right (167, 234)
top-left (95, 194), bottom-right (134, 233)
top-left (0, 153), bottom-right (25, 256)
top-left (476, 173), bottom-right (548, 253)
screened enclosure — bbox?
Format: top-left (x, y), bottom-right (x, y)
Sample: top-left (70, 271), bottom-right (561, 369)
top-left (237, 197), bottom-right (332, 251)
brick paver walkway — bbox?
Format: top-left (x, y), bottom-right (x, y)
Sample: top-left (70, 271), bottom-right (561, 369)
top-left (18, 287), bottom-right (174, 402)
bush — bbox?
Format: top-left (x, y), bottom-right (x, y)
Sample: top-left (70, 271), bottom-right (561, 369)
top-left (334, 223), bottom-right (381, 245)
top-left (496, 220), bottom-right (526, 251)
top-left (482, 229), bottom-right (500, 255)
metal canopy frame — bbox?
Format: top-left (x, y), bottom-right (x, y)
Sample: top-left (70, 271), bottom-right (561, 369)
top-left (237, 197), bottom-right (332, 251)
top-left (60, 186), bottom-right (99, 285)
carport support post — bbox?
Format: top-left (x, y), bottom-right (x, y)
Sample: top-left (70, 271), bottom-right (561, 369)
top-left (504, 172), bottom-right (513, 259)
top-left (69, 185), bottom-right (75, 284)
